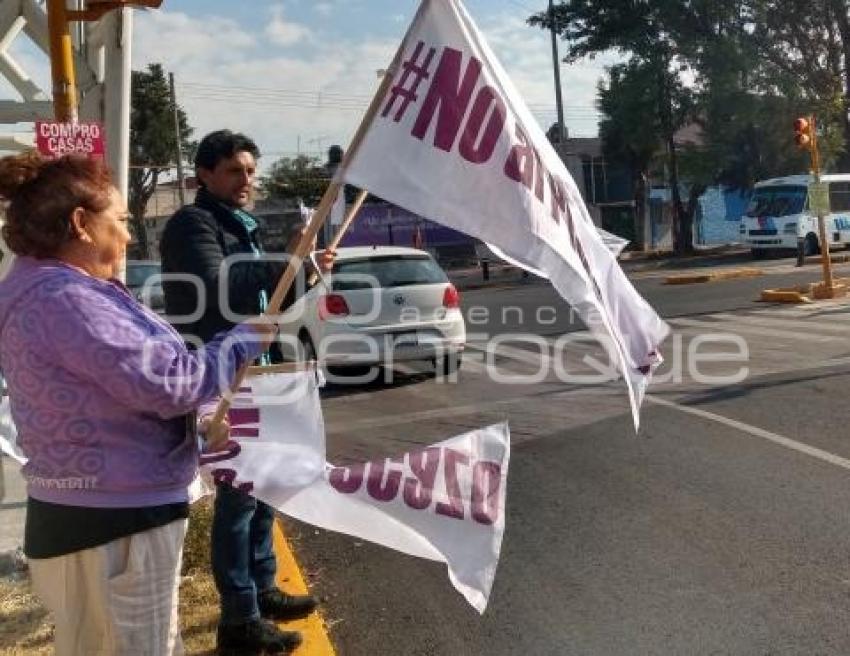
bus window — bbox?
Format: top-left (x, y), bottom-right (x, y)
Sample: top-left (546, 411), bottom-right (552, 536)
top-left (829, 181), bottom-right (850, 212)
top-left (745, 186), bottom-right (807, 217)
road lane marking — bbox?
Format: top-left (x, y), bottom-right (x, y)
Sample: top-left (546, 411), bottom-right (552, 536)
top-left (669, 317), bottom-right (839, 343)
top-left (466, 341), bottom-right (556, 368)
top-left (646, 395), bottom-right (850, 471)
top-left (273, 520), bottom-right (335, 655)
top-left (710, 312), bottom-right (850, 334)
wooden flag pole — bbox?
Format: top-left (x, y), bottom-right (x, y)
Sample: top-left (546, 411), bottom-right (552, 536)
top-left (307, 188), bottom-right (370, 286)
top-left (208, 1), bottom-right (426, 426)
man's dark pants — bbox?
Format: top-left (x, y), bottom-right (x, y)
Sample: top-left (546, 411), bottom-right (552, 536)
top-left (211, 483), bottom-right (278, 625)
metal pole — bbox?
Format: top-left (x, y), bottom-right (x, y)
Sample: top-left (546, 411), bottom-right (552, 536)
top-left (548, 0), bottom-right (566, 145)
top-left (169, 72), bottom-right (186, 205)
top-left (103, 7), bottom-right (132, 279)
top-left (811, 115), bottom-right (835, 294)
top-left (47, 0), bottom-right (78, 122)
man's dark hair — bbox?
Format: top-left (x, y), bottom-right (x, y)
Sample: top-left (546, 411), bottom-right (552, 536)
top-left (194, 130), bottom-right (260, 173)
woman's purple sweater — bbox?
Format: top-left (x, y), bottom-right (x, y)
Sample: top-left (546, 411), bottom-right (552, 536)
top-left (0, 257), bottom-right (263, 507)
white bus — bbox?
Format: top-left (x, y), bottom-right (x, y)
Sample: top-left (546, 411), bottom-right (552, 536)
top-left (741, 174), bottom-right (850, 257)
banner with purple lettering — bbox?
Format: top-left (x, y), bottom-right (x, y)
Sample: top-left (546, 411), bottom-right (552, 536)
top-left (199, 371), bottom-right (510, 614)
top-left (343, 0), bottom-right (669, 428)
top-left (3, 372), bottom-right (508, 612)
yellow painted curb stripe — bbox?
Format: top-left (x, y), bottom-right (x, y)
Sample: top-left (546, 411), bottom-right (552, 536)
top-left (664, 268), bottom-right (763, 285)
top-left (759, 289), bottom-right (811, 303)
top-left (273, 519), bottom-right (336, 656)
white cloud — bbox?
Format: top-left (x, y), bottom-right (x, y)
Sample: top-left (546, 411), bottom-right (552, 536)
top-left (132, 10), bottom-right (254, 70)
top-left (314, 3), bottom-right (334, 17)
top-left (265, 5), bottom-right (312, 47)
top-left (129, 4), bottom-right (619, 169)
top-left (478, 10), bottom-right (619, 137)
top-left (133, 8), bottom-right (395, 167)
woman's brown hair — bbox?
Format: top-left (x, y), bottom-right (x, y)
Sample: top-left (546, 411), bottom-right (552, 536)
top-left (0, 152), bottom-right (113, 258)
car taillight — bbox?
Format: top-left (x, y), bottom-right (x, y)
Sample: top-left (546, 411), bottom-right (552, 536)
top-left (318, 294), bottom-right (350, 320)
top-left (442, 283), bottom-right (460, 309)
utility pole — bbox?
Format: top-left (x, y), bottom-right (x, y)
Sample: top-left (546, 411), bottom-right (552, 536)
top-left (548, 0), bottom-right (566, 146)
top-left (47, 1), bottom-right (163, 123)
top-left (793, 115), bottom-right (844, 298)
top-left (47, 0), bottom-right (78, 122)
top-left (169, 72), bottom-right (186, 205)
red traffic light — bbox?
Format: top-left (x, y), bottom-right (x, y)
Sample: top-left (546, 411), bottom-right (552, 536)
top-left (794, 117), bottom-right (813, 149)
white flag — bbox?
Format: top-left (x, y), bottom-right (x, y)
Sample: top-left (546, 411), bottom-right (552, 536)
top-left (330, 188), bottom-right (346, 226)
top-left (343, 0), bottom-right (669, 428)
top-left (4, 371), bottom-right (508, 612)
top-left (598, 228), bottom-right (630, 256)
top-left (0, 393), bottom-right (25, 464)
top-left (299, 199), bottom-right (313, 225)
top-left (199, 371), bottom-right (509, 613)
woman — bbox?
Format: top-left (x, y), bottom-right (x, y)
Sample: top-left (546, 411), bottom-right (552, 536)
top-left (0, 152), bottom-right (277, 655)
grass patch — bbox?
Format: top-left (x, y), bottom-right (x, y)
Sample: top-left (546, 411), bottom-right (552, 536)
top-left (0, 500), bottom-right (222, 655)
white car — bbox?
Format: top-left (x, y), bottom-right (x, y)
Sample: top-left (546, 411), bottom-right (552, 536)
top-left (278, 246), bottom-right (466, 375)
top-left (125, 259), bottom-right (165, 313)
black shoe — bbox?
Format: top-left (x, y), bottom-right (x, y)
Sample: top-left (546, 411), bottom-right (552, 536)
top-left (217, 618), bottom-right (302, 655)
top-left (258, 588), bottom-right (318, 621)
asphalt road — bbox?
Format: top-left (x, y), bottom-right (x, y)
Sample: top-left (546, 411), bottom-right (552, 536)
top-left (289, 257), bottom-right (850, 656)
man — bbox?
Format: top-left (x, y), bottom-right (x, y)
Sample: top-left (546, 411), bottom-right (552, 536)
top-left (161, 130), bottom-right (328, 655)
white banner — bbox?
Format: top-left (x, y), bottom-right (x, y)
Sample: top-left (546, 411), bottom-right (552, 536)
top-left (330, 188), bottom-right (346, 226)
top-left (3, 372), bottom-right (508, 612)
top-left (343, 0), bottom-right (669, 428)
top-left (199, 371), bottom-right (509, 613)
top-left (0, 392), bottom-right (25, 464)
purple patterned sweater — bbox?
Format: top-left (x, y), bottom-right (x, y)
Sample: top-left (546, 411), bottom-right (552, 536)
top-left (0, 257), bottom-right (264, 507)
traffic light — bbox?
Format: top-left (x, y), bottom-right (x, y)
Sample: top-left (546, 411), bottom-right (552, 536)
top-left (794, 117), bottom-right (813, 149)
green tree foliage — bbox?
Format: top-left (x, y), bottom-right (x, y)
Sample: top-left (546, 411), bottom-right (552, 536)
top-left (531, 0), bottom-right (699, 252)
top-left (596, 61), bottom-right (664, 249)
top-left (129, 63), bottom-right (194, 258)
top-left (747, 0), bottom-right (850, 168)
top-left (532, 0), bottom-right (850, 252)
top-left (260, 154), bottom-right (330, 206)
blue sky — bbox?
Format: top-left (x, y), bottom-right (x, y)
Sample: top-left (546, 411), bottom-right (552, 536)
top-left (1, 0), bottom-right (618, 166)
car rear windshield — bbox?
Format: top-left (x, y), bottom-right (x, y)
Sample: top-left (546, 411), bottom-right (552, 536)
top-left (745, 186), bottom-right (806, 218)
top-left (332, 255), bottom-right (448, 290)
top-left (125, 263), bottom-right (161, 288)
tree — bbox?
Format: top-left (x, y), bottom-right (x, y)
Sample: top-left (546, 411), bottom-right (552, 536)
top-left (596, 61), bottom-right (663, 249)
top-left (260, 154), bottom-right (330, 206)
top-left (129, 63), bottom-right (194, 259)
top-left (531, 0), bottom-right (849, 252)
top-left (530, 1), bottom-right (698, 252)
top-left (744, 0), bottom-right (849, 167)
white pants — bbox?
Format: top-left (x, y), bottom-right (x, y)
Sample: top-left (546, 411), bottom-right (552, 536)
top-left (29, 519), bottom-right (188, 656)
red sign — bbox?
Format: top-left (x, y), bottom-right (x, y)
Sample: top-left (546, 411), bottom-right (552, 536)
top-left (35, 121), bottom-right (105, 159)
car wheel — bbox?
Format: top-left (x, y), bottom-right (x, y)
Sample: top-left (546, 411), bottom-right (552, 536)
top-left (804, 233), bottom-right (820, 256)
top-left (298, 332), bottom-right (317, 363)
top-left (437, 353), bottom-right (462, 376)
top-left (750, 248), bottom-right (765, 259)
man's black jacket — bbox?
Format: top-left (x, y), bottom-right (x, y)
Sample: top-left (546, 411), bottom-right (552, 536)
top-left (159, 188), bottom-right (294, 345)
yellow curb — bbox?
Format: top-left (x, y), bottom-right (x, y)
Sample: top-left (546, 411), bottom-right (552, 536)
top-left (664, 268), bottom-right (763, 285)
top-left (273, 520), bottom-right (335, 656)
top-left (759, 289), bottom-right (812, 303)
top-left (760, 278), bottom-right (850, 303)
top-left (812, 282), bottom-right (849, 300)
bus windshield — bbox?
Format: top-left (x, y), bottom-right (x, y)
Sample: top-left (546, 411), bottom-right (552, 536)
top-left (745, 185), bottom-right (807, 218)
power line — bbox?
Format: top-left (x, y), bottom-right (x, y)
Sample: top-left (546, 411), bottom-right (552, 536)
top-left (178, 81), bottom-right (600, 114)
